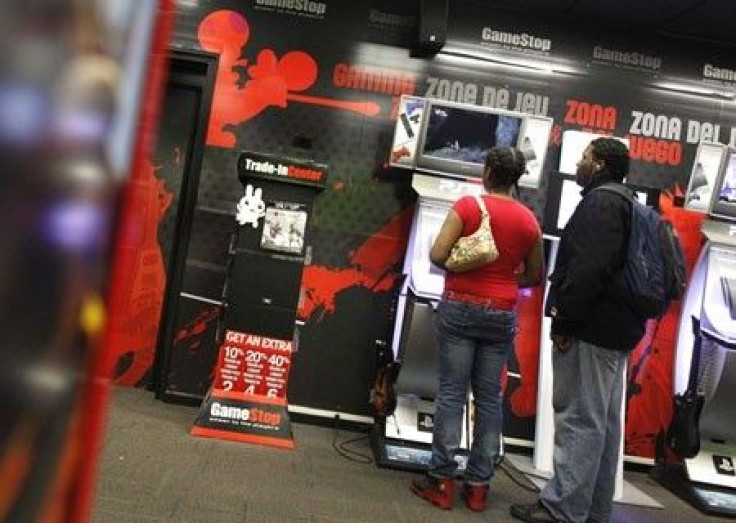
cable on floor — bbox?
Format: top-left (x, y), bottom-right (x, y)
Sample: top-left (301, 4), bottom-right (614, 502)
top-left (331, 415), bottom-right (373, 464)
top-left (497, 456), bottom-right (541, 493)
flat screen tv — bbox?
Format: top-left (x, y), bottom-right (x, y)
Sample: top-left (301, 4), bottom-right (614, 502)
top-left (709, 150), bottom-right (736, 222)
top-left (415, 99), bottom-right (524, 179)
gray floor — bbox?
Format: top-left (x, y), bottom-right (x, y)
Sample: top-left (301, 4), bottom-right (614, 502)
top-left (93, 388), bottom-right (719, 522)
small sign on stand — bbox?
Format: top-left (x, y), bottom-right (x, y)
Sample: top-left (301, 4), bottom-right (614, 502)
top-left (191, 329), bottom-right (295, 449)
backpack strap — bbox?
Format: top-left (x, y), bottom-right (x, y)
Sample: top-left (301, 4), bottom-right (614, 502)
top-left (592, 183), bottom-right (636, 202)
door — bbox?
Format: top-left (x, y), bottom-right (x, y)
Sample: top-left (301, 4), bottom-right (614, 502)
top-left (150, 50), bottom-right (219, 402)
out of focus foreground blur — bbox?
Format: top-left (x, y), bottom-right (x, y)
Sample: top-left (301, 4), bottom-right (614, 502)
top-left (0, 2), bottom-right (172, 521)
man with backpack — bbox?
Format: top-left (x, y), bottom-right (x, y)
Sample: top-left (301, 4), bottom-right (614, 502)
top-left (511, 138), bottom-right (652, 523)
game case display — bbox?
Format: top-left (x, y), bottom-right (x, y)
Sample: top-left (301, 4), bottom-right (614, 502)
top-left (260, 201), bottom-right (308, 255)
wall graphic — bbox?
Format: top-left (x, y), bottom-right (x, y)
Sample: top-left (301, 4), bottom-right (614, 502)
top-left (197, 10), bottom-right (381, 147)
top-left (129, 0), bottom-right (736, 458)
top-left (108, 158), bottom-right (172, 386)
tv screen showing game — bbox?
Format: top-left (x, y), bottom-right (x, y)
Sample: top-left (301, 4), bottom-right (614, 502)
top-left (415, 99), bottom-right (524, 179)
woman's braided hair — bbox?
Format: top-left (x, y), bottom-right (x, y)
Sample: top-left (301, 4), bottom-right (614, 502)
top-left (483, 146), bottom-right (527, 192)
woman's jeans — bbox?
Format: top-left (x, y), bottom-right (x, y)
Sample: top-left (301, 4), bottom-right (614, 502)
top-left (429, 299), bottom-right (515, 484)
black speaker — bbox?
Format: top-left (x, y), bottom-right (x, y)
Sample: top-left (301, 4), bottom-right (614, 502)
top-left (415, 0), bottom-right (447, 57)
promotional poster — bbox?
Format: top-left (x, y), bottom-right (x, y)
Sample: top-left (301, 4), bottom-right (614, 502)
top-left (192, 330), bottom-right (295, 449)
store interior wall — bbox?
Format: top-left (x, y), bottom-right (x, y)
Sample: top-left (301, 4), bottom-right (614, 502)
top-left (108, 0), bottom-right (736, 460)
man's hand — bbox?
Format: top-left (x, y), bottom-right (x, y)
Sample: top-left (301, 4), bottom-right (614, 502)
top-left (551, 333), bottom-right (572, 352)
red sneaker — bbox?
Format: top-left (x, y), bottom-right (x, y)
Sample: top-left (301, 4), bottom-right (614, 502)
top-left (462, 483), bottom-right (489, 512)
top-left (410, 475), bottom-right (455, 510)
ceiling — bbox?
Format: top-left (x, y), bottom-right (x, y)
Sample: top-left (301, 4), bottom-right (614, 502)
top-left (478, 0), bottom-right (736, 47)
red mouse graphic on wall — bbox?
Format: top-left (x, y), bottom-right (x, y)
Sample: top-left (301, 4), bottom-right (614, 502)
top-left (197, 10), bottom-right (380, 148)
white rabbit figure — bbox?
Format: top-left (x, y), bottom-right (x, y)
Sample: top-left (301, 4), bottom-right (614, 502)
top-left (236, 184), bottom-right (266, 228)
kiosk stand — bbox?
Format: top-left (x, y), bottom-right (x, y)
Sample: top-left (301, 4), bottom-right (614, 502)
top-left (191, 151), bottom-right (326, 448)
top-left (373, 95), bottom-right (553, 471)
top-left (373, 173), bottom-right (480, 471)
top-left (226, 151), bottom-right (326, 340)
top-left (654, 145), bottom-right (736, 516)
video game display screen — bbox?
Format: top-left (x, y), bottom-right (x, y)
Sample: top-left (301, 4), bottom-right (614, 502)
top-left (422, 107), bottom-right (522, 162)
top-left (416, 100), bottom-right (523, 178)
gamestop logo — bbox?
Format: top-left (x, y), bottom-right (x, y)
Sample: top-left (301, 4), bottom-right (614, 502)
top-left (592, 46), bottom-right (662, 72)
top-left (210, 402), bottom-right (281, 426)
top-left (368, 9), bottom-right (415, 29)
top-left (254, 0), bottom-right (327, 19)
top-left (703, 63), bottom-right (736, 84)
top-left (481, 28), bottom-right (552, 53)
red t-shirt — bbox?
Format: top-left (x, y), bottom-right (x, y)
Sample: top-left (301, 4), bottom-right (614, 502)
top-left (444, 194), bottom-right (540, 306)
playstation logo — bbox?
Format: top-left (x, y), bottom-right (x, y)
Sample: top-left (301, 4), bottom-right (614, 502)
top-left (713, 455), bottom-right (735, 476)
top-left (417, 413), bottom-right (434, 432)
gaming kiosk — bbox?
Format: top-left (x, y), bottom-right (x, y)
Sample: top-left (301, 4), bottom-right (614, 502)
top-left (655, 143), bottom-right (736, 517)
top-left (190, 151), bottom-right (327, 447)
top-left (373, 96), bottom-right (553, 470)
top-left (226, 151), bottom-right (327, 341)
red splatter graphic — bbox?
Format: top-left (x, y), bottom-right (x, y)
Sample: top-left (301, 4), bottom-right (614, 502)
top-left (197, 10), bottom-right (380, 148)
top-left (107, 158), bottom-right (172, 386)
top-left (296, 203), bottom-right (544, 415)
top-left (510, 286), bottom-right (544, 417)
top-left (298, 207), bottom-right (414, 321)
top-left (390, 146), bottom-right (411, 164)
top-left (625, 188), bottom-right (706, 458)
top-left (174, 306), bottom-right (220, 353)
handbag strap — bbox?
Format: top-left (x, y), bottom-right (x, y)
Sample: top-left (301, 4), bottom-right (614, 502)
top-left (473, 194), bottom-right (489, 218)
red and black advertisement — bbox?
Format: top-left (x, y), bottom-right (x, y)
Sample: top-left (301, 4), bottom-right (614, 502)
top-left (191, 330), bottom-right (295, 449)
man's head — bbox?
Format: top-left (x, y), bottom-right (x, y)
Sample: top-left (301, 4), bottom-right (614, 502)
top-left (576, 137), bottom-right (629, 187)
top-left (483, 146), bottom-right (527, 192)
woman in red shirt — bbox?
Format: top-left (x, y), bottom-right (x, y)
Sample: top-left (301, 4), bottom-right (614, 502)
top-left (411, 147), bottom-right (544, 511)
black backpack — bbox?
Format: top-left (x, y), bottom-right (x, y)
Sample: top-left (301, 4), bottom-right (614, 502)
top-left (594, 185), bottom-right (687, 319)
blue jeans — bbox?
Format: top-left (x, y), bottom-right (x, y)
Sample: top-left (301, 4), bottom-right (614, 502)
top-left (429, 299), bottom-right (515, 484)
top-left (540, 338), bottom-right (628, 523)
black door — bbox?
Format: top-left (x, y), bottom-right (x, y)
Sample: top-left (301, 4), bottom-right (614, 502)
top-left (151, 50), bottom-right (220, 403)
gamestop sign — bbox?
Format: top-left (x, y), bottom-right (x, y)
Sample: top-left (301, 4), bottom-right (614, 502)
top-left (254, 0), bottom-right (327, 19)
top-left (191, 330), bottom-right (296, 449)
top-left (481, 27), bottom-right (552, 54)
top-left (193, 395), bottom-right (293, 447)
top-left (210, 402), bottom-right (282, 427)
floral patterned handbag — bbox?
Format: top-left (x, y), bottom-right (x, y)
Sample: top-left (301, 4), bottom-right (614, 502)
top-left (445, 194), bottom-right (499, 272)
